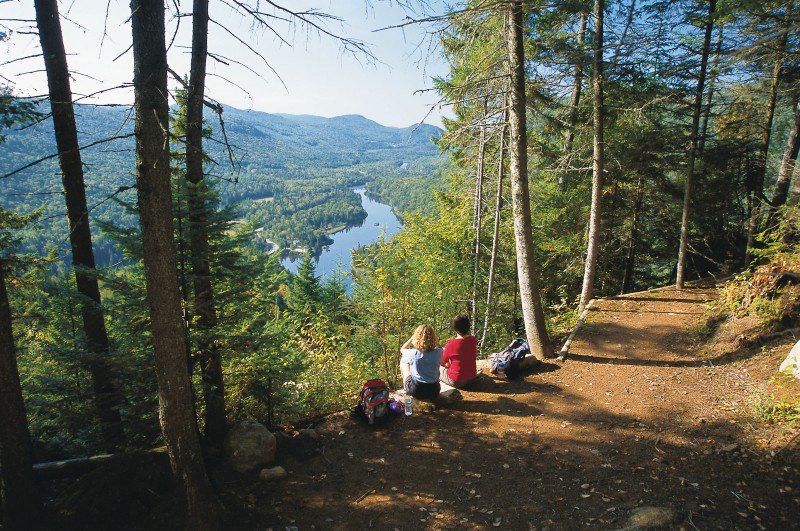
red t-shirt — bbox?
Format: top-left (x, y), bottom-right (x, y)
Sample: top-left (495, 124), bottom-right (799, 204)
top-left (441, 335), bottom-right (477, 383)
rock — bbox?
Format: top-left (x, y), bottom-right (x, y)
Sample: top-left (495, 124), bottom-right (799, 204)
top-left (298, 428), bottom-right (319, 440)
top-left (224, 420), bottom-right (277, 473)
top-left (259, 466), bottom-right (287, 482)
top-left (779, 340), bottom-right (800, 379)
top-left (623, 506), bottom-right (676, 529)
top-left (720, 443), bottom-right (738, 453)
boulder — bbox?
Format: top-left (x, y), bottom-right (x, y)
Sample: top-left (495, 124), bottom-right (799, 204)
top-left (223, 420), bottom-right (276, 473)
top-left (259, 466), bottom-right (287, 482)
top-left (622, 506), bottom-right (676, 529)
top-left (779, 340), bottom-right (800, 379)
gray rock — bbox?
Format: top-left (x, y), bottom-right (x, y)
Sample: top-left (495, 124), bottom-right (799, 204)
top-left (259, 466), bottom-right (287, 481)
top-left (779, 340), bottom-right (800, 379)
top-left (298, 428), bottom-right (319, 440)
top-left (224, 420), bottom-right (276, 473)
top-left (623, 506), bottom-right (676, 529)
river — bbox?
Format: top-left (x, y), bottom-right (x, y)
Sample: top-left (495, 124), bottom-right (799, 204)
top-left (280, 187), bottom-right (403, 285)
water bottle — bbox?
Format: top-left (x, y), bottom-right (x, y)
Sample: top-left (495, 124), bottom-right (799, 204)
top-left (404, 396), bottom-right (413, 416)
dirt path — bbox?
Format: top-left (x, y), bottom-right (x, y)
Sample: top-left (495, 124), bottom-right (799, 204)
top-left (227, 286), bottom-right (800, 529)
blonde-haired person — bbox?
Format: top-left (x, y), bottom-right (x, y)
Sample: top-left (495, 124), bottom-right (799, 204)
top-left (400, 324), bottom-right (443, 399)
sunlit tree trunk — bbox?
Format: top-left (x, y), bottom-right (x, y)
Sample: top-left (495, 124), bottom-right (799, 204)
top-left (746, 3), bottom-right (792, 263)
top-left (560, 10), bottom-right (587, 188)
top-left (0, 266), bottom-right (41, 529)
top-left (676, 0), bottom-right (716, 289)
top-left (130, 1), bottom-right (220, 527)
top-left (507, 0), bottom-right (553, 359)
top-left (186, 0), bottom-right (226, 454)
top-left (579, 0), bottom-right (605, 311)
top-left (34, 0), bottom-right (125, 450)
top-left (470, 112), bottom-right (487, 331)
top-left (481, 118), bottom-right (506, 352)
top-left (767, 93), bottom-right (800, 225)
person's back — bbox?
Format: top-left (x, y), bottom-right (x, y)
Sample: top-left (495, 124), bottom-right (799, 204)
top-left (440, 315), bottom-right (478, 388)
top-left (400, 324), bottom-right (443, 399)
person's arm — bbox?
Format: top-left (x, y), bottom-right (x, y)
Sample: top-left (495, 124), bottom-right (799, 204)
top-left (441, 340), bottom-right (451, 367)
top-left (401, 335), bottom-right (414, 350)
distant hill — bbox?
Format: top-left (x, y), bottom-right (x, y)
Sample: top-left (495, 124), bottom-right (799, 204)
top-left (0, 102), bottom-right (443, 262)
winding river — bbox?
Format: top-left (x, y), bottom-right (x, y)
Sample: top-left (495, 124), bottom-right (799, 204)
top-left (280, 187), bottom-right (403, 285)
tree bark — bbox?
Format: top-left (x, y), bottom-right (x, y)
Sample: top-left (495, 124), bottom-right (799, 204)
top-left (560, 10), bottom-right (588, 188)
top-left (578, 0), bottom-right (605, 311)
top-left (621, 172), bottom-right (644, 294)
top-left (746, 2), bottom-right (792, 263)
top-left (186, 0), bottom-right (226, 454)
top-left (767, 92), bottom-right (800, 225)
top-left (0, 266), bottom-right (41, 530)
top-left (507, 0), bottom-right (553, 359)
top-left (470, 112), bottom-right (487, 332)
top-left (130, 1), bottom-right (220, 528)
top-left (480, 118), bottom-right (506, 352)
top-left (34, 0), bottom-right (125, 450)
top-left (611, 0), bottom-right (635, 68)
top-left (676, 0), bottom-right (716, 289)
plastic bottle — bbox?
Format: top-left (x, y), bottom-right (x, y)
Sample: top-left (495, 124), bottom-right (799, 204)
top-left (404, 396), bottom-right (413, 416)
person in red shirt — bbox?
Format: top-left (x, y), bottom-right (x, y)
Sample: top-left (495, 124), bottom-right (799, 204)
top-left (440, 315), bottom-right (479, 388)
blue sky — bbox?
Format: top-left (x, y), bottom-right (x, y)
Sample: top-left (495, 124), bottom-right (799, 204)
top-left (1, 0), bottom-right (450, 127)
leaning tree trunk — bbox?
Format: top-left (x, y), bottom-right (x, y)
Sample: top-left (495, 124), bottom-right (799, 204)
top-left (747, 2), bottom-right (792, 263)
top-left (767, 92), bottom-right (800, 226)
top-left (34, 0), bottom-right (125, 450)
top-left (130, 1), bottom-right (220, 528)
top-left (611, 0), bottom-right (636, 68)
top-left (698, 25), bottom-right (724, 155)
top-left (507, 0), bottom-right (553, 359)
top-left (186, 0), bottom-right (226, 454)
top-left (578, 0), bottom-right (605, 311)
top-left (470, 115), bottom-right (487, 331)
top-left (481, 118), bottom-right (507, 352)
top-left (0, 266), bottom-right (41, 529)
top-left (676, 0), bottom-right (716, 289)
top-left (560, 10), bottom-right (588, 188)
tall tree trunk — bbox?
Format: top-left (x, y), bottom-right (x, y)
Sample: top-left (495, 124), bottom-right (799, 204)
top-left (470, 114), bottom-right (487, 331)
top-left (560, 10), bottom-right (588, 188)
top-left (507, 0), bottom-right (553, 359)
top-left (34, 0), bottom-right (125, 450)
top-left (621, 172), bottom-right (644, 294)
top-left (676, 0), bottom-right (716, 289)
top-left (186, 0), bottom-right (226, 454)
top-left (0, 266), bottom-right (41, 529)
top-left (480, 118), bottom-right (507, 352)
top-left (767, 92), bottom-right (800, 225)
top-left (746, 2), bottom-right (792, 263)
top-left (579, 0), bottom-right (605, 311)
top-left (130, 1), bottom-right (220, 528)
top-left (611, 0), bottom-right (636, 68)
top-left (698, 25), bottom-right (723, 155)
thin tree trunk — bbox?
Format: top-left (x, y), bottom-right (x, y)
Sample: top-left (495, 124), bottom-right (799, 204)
top-left (560, 10), bottom-right (588, 188)
top-left (579, 0), bottom-right (605, 311)
top-left (621, 172), bottom-right (644, 294)
top-left (186, 0), bottom-right (226, 454)
top-left (746, 2), bottom-right (792, 263)
top-left (507, 0), bottom-right (553, 359)
top-left (481, 118), bottom-right (507, 353)
top-left (470, 112), bottom-right (487, 331)
top-left (767, 92), bottom-right (800, 226)
top-left (0, 266), bottom-right (41, 529)
top-left (698, 25), bottom-right (723, 155)
top-left (676, 0), bottom-right (716, 289)
top-left (130, 1), bottom-right (220, 528)
top-left (611, 0), bottom-right (635, 68)
top-left (34, 0), bottom-right (125, 450)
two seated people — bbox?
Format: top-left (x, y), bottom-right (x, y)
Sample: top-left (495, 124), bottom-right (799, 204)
top-left (399, 315), bottom-right (478, 400)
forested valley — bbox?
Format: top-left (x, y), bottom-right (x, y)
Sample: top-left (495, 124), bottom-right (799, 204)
top-left (2, 0), bottom-right (800, 529)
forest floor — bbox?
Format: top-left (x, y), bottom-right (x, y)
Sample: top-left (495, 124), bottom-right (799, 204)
top-left (220, 281), bottom-right (800, 529)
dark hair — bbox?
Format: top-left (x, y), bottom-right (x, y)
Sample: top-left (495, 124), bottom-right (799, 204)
top-left (452, 315), bottom-right (471, 335)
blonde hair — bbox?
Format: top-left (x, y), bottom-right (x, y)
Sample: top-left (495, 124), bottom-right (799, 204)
top-left (412, 324), bottom-right (437, 352)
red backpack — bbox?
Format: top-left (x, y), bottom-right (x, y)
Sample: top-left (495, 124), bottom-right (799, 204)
top-left (355, 379), bottom-right (391, 426)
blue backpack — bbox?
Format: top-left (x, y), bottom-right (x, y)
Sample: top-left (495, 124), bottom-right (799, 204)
top-left (489, 338), bottom-right (530, 379)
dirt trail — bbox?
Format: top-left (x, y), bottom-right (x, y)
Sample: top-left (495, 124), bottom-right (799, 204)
top-left (229, 286), bottom-right (800, 529)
